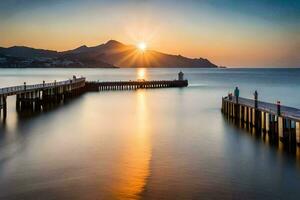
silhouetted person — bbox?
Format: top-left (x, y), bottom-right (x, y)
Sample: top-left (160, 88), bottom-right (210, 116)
top-left (254, 90), bottom-right (258, 108)
top-left (277, 101), bottom-right (281, 115)
top-left (234, 87), bottom-right (239, 104)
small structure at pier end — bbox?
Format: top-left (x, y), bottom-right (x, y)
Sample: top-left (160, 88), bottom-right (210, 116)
top-left (221, 91), bottom-right (300, 147)
top-left (178, 71), bottom-right (184, 81)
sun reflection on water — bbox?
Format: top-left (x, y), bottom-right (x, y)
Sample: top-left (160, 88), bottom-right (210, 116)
top-left (137, 68), bottom-right (146, 80)
top-left (112, 90), bottom-right (152, 199)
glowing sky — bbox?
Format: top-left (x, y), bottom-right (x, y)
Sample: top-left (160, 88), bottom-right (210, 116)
top-left (0, 0), bottom-right (299, 67)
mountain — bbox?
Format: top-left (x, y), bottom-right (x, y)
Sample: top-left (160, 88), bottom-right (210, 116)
top-left (0, 46), bottom-right (58, 58)
top-left (0, 40), bottom-right (218, 68)
top-left (0, 45), bottom-right (115, 68)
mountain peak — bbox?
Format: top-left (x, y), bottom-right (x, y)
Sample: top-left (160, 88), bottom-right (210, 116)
top-left (75, 45), bottom-right (88, 50)
top-left (105, 40), bottom-right (123, 46)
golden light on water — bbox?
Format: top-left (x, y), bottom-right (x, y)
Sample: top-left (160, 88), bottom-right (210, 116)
top-left (111, 90), bottom-right (152, 199)
top-left (137, 68), bottom-right (146, 80)
top-left (79, 90), bottom-right (152, 199)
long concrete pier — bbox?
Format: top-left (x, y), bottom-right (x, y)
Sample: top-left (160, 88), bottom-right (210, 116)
top-left (0, 72), bottom-right (188, 119)
top-left (222, 96), bottom-right (300, 147)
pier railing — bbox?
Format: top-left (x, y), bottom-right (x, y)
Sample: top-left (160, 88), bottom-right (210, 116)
top-left (224, 96), bottom-right (300, 121)
top-left (222, 95), bottom-right (300, 146)
top-left (0, 77), bottom-right (86, 96)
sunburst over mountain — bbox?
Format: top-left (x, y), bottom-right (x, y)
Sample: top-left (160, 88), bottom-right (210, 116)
top-left (0, 40), bottom-right (218, 68)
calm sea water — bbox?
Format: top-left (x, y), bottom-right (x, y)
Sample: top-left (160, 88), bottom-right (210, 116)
top-left (0, 68), bottom-right (300, 200)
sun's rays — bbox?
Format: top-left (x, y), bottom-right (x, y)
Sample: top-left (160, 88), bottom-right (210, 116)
top-left (115, 49), bottom-right (139, 66)
top-left (108, 38), bottom-right (164, 68)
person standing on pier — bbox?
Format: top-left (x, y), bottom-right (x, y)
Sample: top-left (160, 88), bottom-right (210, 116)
top-left (234, 87), bottom-right (239, 104)
top-left (277, 101), bottom-right (281, 115)
top-left (254, 90), bottom-right (258, 108)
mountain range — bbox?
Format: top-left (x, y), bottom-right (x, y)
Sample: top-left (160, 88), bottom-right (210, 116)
top-left (0, 40), bottom-right (218, 68)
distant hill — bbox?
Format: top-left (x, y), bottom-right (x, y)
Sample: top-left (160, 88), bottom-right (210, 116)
top-left (0, 46), bottom-right (59, 58)
top-left (0, 40), bottom-right (218, 68)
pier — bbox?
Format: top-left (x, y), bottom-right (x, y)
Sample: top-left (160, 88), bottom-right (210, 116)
top-left (0, 72), bottom-right (188, 119)
top-left (222, 95), bottom-right (300, 147)
top-left (85, 80), bottom-right (188, 91)
top-left (0, 76), bottom-right (86, 118)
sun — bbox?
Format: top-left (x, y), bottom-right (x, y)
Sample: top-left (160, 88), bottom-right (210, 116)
top-left (137, 42), bottom-right (147, 52)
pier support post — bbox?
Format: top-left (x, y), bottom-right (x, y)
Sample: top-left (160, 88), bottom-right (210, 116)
top-left (248, 107), bottom-right (251, 127)
top-left (254, 109), bottom-right (260, 132)
top-left (290, 120), bottom-right (296, 146)
top-left (296, 122), bottom-right (300, 146)
top-left (0, 95), bottom-right (3, 116)
top-left (234, 102), bottom-right (240, 123)
top-left (265, 113), bottom-right (270, 133)
top-left (1, 95), bottom-right (7, 119)
top-left (269, 114), bottom-right (279, 142)
top-left (240, 105), bottom-right (244, 122)
top-left (16, 94), bottom-right (21, 111)
top-left (252, 108), bottom-right (255, 127)
top-left (261, 111), bottom-right (266, 133)
top-left (244, 106), bottom-right (247, 123)
top-left (278, 116), bottom-right (283, 140)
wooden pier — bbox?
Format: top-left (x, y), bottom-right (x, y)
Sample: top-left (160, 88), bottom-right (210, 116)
top-left (0, 72), bottom-right (188, 119)
top-left (85, 80), bottom-right (188, 91)
top-left (222, 96), bottom-right (300, 147)
top-left (0, 76), bottom-right (86, 118)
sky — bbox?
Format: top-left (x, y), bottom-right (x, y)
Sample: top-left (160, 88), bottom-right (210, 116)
top-left (0, 0), bottom-right (299, 67)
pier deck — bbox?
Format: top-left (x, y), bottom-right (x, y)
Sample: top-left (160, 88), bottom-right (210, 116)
top-left (222, 96), bottom-right (300, 146)
top-left (0, 74), bottom-right (188, 119)
top-left (0, 77), bottom-right (86, 117)
top-left (85, 80), bottom-right (188, 91)
top-left (227, 97), bottom-right (300, 121)
top-left (0, 78), bottom-right (85, 96)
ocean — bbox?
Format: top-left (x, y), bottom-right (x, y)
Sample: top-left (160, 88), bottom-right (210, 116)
top-left (0, 68), bottom-right (300, 199)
